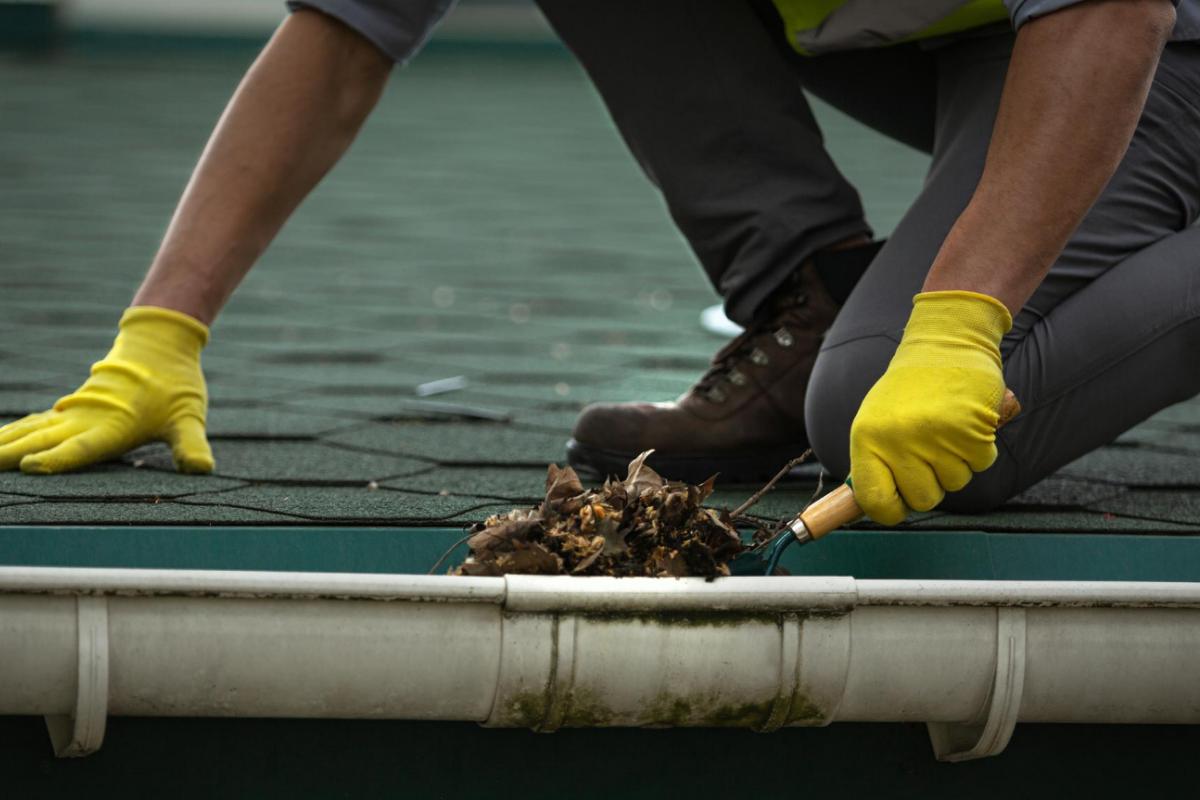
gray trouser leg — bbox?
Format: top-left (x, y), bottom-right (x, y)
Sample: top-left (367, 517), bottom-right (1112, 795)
top-left (534, 0), bottom-right (937, 325)
top-left (805, 36), bottom-right (1200, 512)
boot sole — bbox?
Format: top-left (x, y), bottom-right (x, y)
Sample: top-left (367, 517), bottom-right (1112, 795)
top-left (566, 438), bottom-right (814, 486)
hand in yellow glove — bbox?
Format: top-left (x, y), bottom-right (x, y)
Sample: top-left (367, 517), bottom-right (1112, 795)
top-left (849, 290), bottom-right (1011, 525)
top-left (0, 306), bottom-right (214, 475)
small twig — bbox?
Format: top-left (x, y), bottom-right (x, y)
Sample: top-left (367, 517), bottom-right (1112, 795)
top-left (729, 450), bottom-right (813, 518)
top-left (738, 463), bottom-right (827, 547)
top-left (428, 531), bottom-right (476, 575)
top-left (805, 469), bottom-right (826, 513)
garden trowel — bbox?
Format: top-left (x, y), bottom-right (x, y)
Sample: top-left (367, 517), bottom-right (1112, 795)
top-left (729, 389), bottom-right (1021, 576)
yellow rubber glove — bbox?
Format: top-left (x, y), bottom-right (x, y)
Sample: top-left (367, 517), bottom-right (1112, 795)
top-left (849, 290), bottom-right (1012, 525)
top-left (0, 306), bottom-right (214, 475)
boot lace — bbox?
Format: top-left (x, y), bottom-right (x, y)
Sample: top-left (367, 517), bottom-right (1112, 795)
top-left (692, 288), bottom-right (810, 403)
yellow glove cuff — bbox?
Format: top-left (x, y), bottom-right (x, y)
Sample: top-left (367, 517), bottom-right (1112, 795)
top-left (892, 290), bottom-right (1012, 371)
top-left (118, 306), bottom-right (210, 355)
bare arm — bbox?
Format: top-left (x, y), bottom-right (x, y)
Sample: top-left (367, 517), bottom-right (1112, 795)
top-left (0, 11), bottom-right (393, 475)
top-left (923, 0), bottom-right (1176, 314)
top-left (132, 9), bottom-right (393, 324)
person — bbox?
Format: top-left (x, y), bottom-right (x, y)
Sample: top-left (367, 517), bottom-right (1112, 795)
top-left (1, 1), bottom-right (1197, 528)
top-left (549, 0), bottom-right (1200, 523)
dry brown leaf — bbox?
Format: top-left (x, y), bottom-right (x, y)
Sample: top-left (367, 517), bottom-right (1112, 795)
top-left (457, 558), bottom-right (502, 577)
top-left (649, 547), bottom-right (689, 578)
top-left (545, 463), bottom-right (583, 500)
top-left (543, 464), bottom-right (585, 517)
top-left (598, 518), bottom-right (626, 556)
top-left (467, 515), bottom-right (542, 554)
top-left (624, 449), bottom-right (665, 496)
top-left (571, 544), bottom-right (604, 574)
top-left (452, 451), bottom-right (749, 579)
top-left (496, 542), bottom-right (562, 575)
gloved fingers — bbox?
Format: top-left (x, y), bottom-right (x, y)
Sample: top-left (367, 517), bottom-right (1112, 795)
top-left (962, 439), bottom-right (1000, 474)
top-left (19, 424), bottom-right (129, 475)
top-left (167, 415), bottom-right (214, 474)
top-left (0, 422), bottom-right (77, 471)
top-left (932, 457), bottom-right (974, 494)
top-left (850, 451), bottom-right (909, 526)
top-left (892, 456), bottom-right (945, 513)
top-left (0, 411), bottom-right (56, 447)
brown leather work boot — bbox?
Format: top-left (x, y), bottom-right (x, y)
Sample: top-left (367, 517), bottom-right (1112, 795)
top-left (567, 257), bottom-right (854, 484)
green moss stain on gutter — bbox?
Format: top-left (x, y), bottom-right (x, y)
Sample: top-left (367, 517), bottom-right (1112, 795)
top-left (572, 611), bottom-right (783, 629)
top-left (642, 693), bottom-right (775, 729)
top-left (493, 684), bottom-right (809, 730)
top-left (488, 613), bottom-right (838, 730)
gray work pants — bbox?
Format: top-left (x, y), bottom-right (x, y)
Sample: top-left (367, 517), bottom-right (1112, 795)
top-left (537, 0), bottom-right (1200, 511)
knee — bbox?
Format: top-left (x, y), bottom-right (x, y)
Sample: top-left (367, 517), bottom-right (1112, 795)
top-left (807, 338), bottom-right (1019, 515)
top-left (806, 332), bottom-right (1023, 516)
top-left (804, 337), bottom-right (893, 479)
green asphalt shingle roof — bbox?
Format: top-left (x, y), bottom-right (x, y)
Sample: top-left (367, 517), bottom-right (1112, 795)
top-left (1, 48), bottom-right (1198, 534)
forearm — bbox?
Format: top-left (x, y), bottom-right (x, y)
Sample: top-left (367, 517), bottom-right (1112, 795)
top-left (133, 9), bottom-right (392, 324)
top-left (924, 0), bottom-right (1175, 315)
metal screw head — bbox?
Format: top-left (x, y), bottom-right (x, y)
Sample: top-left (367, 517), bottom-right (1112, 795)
top-left (729, 370), bottom-right (748, 386)
top-left (750, 348), bottom-right (770, 367)
top-left (774, 328), bottom-right (794, 347)
top-left (706, 386), bottom-right (728, 403)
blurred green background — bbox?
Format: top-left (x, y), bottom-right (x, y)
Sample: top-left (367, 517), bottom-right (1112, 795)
top-left (1, 0), bottom-right (558, 52)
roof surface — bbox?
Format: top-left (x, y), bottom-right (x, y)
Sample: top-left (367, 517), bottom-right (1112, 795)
top-left (1, 49), bottom-right (1198, 535)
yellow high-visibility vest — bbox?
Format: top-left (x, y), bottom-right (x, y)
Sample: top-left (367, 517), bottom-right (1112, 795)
top-left (772, 0), bottom-right (1010, 55)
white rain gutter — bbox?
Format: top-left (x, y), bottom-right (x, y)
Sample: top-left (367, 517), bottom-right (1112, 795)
top-left (2, 567), bottom-right (1199, 762)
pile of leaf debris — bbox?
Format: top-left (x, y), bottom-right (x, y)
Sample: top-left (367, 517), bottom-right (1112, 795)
top-left (453, 451), bottom-right (746, 578)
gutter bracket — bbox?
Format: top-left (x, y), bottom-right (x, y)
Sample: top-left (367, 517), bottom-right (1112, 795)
top-left (45, 596), bottom-right (109, 758)
top-left (927, 607), bottom-right (1026, 762)
top-left (788, 612), bottom-right (851, 727)
top-left (539, 614), bottom-right (576, 732)
top-left (759, 613), bottom-right (802, 732)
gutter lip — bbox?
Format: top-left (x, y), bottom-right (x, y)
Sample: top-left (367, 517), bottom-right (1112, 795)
top-left (0, 567), bottom-right (1198, 610)
top-left (0, 567), bottom-right (506, 604)
top-left (501, 574), bottom-right (859, 612)
top-left (855, 579), bottom-right (1200, 609)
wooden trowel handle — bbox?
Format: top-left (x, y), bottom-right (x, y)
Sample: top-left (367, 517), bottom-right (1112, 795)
top-left (798, 388), bottom-right (1021, 540)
